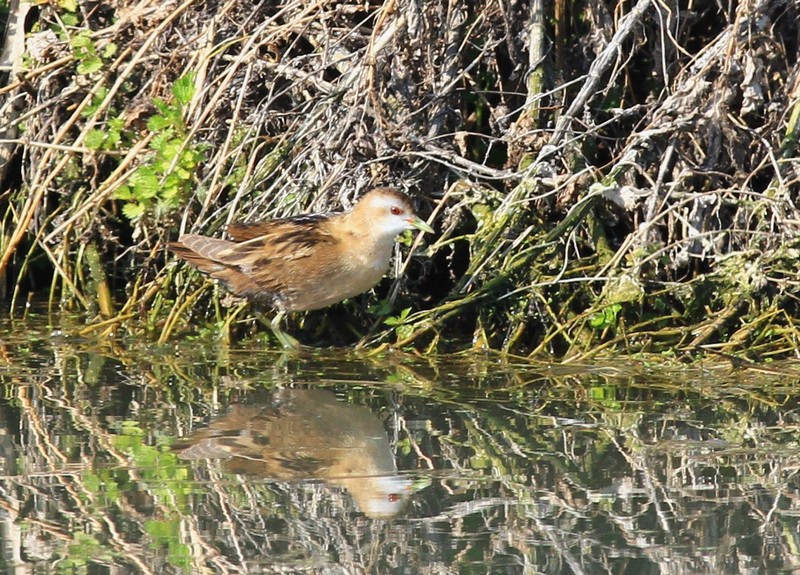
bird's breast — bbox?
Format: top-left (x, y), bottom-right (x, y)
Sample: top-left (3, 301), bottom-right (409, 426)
top-left (277, 237), bottom-right (394, 312)
top-left (339, 240), bottom-right (394, 294)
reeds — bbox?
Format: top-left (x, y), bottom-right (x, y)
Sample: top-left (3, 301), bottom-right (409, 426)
top-left (1, 0), bottom-right (799, 356)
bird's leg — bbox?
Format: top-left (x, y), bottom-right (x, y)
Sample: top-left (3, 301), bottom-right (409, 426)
top-left (264, 310), bottom-right (299, 349)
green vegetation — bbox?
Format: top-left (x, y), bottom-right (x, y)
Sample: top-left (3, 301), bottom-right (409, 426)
top-left (112, 74), bottom-right (205, 221)
top-left (1, 0), bottom-right (799, 358)
top-left (70, 31), bottom-right (116, 75)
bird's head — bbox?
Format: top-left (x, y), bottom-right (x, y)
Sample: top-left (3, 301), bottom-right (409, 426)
top-left (353, 187), bottom-right (434, 238)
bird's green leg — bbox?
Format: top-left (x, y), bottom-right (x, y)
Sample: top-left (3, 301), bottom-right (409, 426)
top-left (264, 310), bottom-right (299, 349)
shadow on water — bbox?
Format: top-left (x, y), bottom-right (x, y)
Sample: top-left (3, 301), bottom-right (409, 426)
top-left (2, 312), bottom-right (800, 573)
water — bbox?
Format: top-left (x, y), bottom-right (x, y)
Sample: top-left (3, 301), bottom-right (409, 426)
top-left (1, 311), bottom-right (800, 573)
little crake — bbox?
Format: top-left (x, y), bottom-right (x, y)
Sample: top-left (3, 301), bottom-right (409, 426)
top-left (168, 187), bottom-right (433, 345)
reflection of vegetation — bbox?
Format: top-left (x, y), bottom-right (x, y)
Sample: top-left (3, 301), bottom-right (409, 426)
top-left (59, 532), bottom-right (110, 573)
top-left (2, 325), bottom-right (800, 572)
top-left (145, 519), bottom-right (191, 572)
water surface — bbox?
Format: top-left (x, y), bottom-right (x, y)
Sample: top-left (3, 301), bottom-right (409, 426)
top-left (1, 312), bottom-right (800, 573)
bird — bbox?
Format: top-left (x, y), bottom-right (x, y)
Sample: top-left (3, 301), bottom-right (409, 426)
top-left (168, 187), bottom-right (433, 346)
top-left (175, 389), bottom-right (412, 518)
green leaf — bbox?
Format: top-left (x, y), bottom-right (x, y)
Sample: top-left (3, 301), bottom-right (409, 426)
top-left (161, 185), bottom-right (181, 200)
top-left (164, 109), bottom-right (184, 131)
top-left (172, 73), bottom-right (196, 107)
top-left (81, 87), bottom-right (109, 117)
top-left (149, 133), bottom-right (173, 154)
top-left (368, 300), bottom-right (393, 316)
top-left (105, 129), bottom-right (121, 147)
top-left (129, 167), bottom-right (159, 199)
top-left (122, 202), bottom-right (145, 220)
top-left (120, 419), bottom-right (145, 436)
top-left (147, 114), bottom-right (171, 131)
top-left (108, 116), bottom-right (124, 131)
top-left (590, 303), bottom-right (622, 330)
top-left (61, 12), bottom-right (79, 26)
top-left (102, 42), bottom-right (117, 59)
top-left (113, 185), bottom-right (132, 200)
top-left (180, 149), bottom-right (201, 168)
top-left (161, 140), bottom-right (183, 162)
top-left (397, 230), bottom-right (414, 245)
top-left (384, 307), bottom-right (411, 326)
top-left (162, 172), bottom-right (181, 191)
top-left (153, 99), bottom-right (170, 115)
top-left (77, 56), bottom-right (103, 75)
top-left (396, 324), bottom-right (414, 340)
top-left (82, 472), bottom-right (101, 493)
top-left (70, 33), bottom-right (93, 49)
top-left (84, 129), bottom-right (106, 150)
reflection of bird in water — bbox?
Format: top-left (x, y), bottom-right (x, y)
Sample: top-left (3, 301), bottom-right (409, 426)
top-left (175, 388), bottom-right (411, 519)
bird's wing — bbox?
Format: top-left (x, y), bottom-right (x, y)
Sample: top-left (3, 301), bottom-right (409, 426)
top-left (169, 217), bottom-right (339, 307)
top-left (168, 236), bottom-right (237, 273)
top-left (168, 235), bottom-right (270, 301)
top-left (219, 215), bottom-right (337, 266)
top-left (226, 214), bottom-right (330, 242)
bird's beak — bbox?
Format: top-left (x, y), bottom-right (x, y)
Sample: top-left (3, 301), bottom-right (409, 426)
top-left (408, 216), bottom-right (434, 234)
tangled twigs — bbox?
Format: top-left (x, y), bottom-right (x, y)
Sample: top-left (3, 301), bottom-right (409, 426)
top-left (1, 0), bottom-right (799, 356)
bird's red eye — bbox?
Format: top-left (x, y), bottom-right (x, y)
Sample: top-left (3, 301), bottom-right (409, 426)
top-left (390, 206), bottom-right (402, 215)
